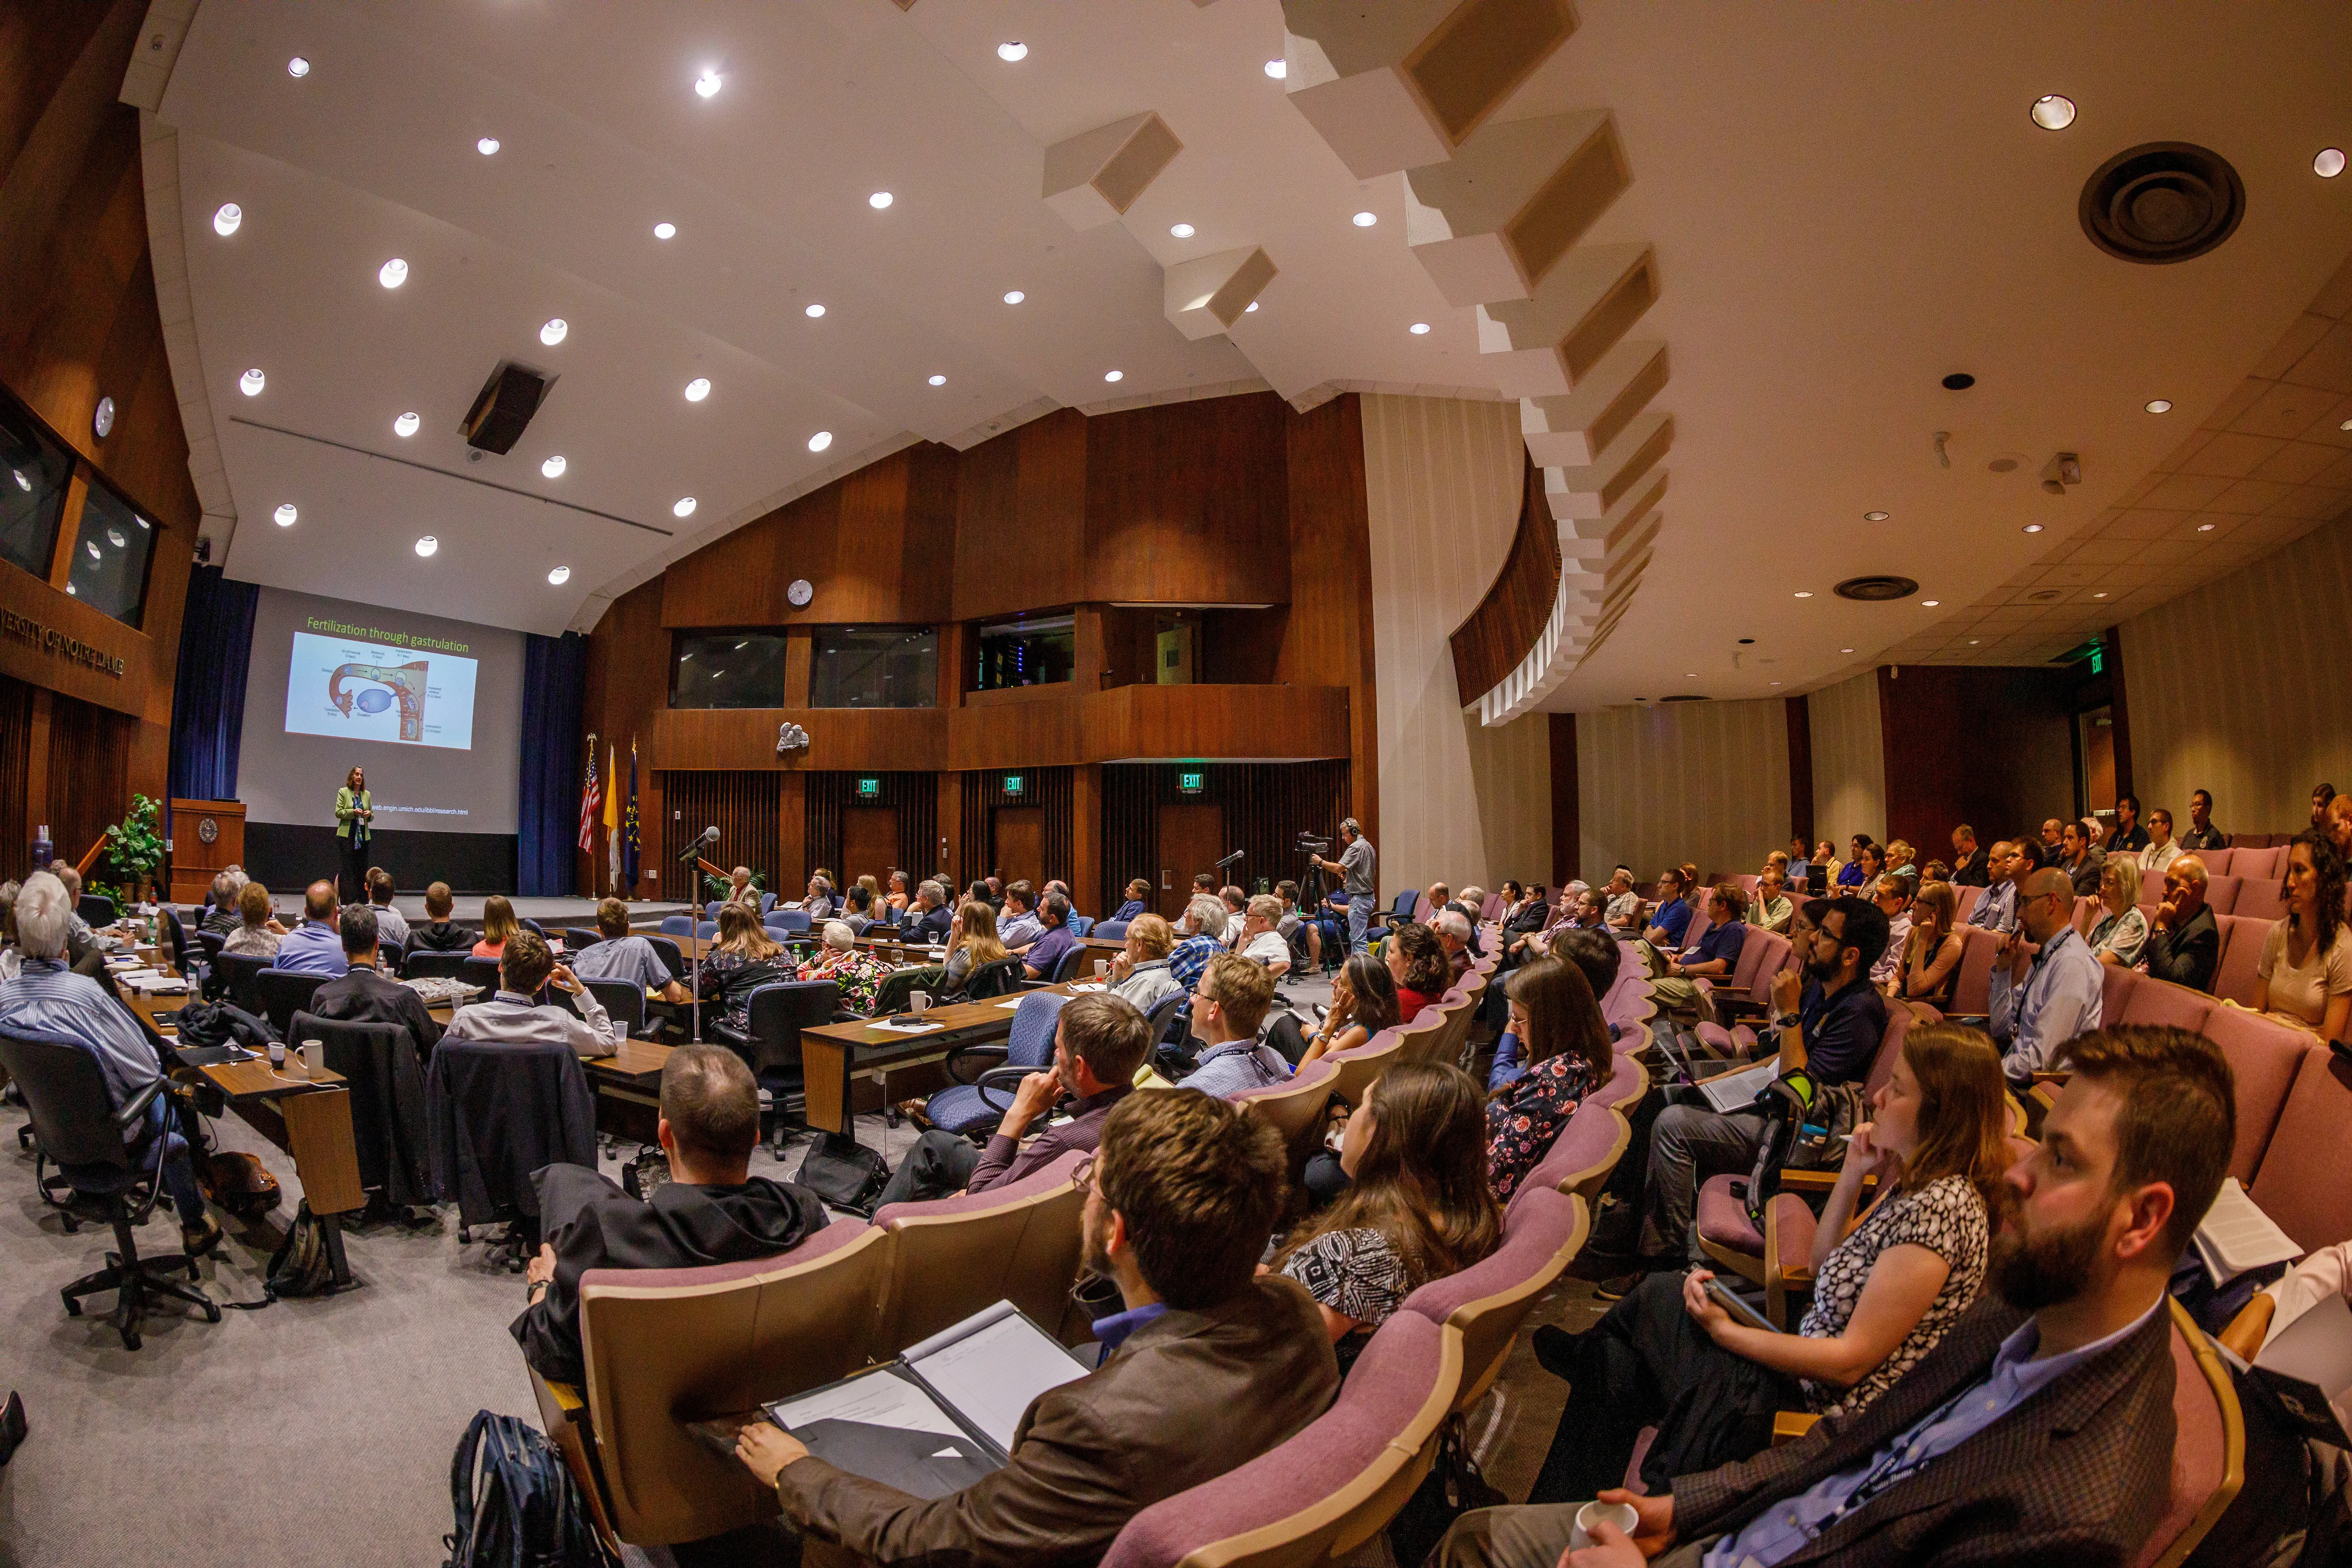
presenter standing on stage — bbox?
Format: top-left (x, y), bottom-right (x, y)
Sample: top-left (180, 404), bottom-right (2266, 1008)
top-left (335, 765), bottom-right (373, 902)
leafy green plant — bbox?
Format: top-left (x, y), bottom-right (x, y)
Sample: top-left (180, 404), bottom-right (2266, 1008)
top-left (102, 794), bottom-right (165, 903)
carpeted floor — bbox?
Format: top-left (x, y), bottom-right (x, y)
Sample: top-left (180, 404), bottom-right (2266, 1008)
top-left (0, 962), bottom-right (1609, 1568)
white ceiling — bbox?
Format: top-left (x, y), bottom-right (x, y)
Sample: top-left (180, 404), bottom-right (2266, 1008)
top-left (145, 0), bottom-right (2352, 695)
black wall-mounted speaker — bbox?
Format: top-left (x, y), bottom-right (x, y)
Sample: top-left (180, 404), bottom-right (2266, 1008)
top-left (460, 361), bottom-right (550, 454)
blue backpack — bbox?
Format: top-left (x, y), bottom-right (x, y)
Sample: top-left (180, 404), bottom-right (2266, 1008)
top-left (443, 1410), bottom-right (614, 1568)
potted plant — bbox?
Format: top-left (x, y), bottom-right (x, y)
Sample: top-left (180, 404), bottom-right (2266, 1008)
top-left (102, 794), bottom-right (165, 907)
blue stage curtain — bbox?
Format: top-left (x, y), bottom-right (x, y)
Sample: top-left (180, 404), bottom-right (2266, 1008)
top-left (168, 564), bottom-right (259, 802)
top-left (516, 630), bottom-right (587, 896)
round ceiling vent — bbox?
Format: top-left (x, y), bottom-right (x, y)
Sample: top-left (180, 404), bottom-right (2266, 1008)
top-left (2080, 142), bottom-right (2245, 265)
top-left (2025, 588), bottom-right (2066, 603)
top-left (1834, 575), bottom-right (1920, 602)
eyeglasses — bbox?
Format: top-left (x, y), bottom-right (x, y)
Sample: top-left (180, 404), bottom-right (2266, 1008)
top-left (1071, 1154), bottom-right (1095, 1193)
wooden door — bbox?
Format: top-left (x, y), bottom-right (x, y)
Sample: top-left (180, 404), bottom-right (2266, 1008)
top-left (841, 807), bottom-right (900, 894)
top-left (993, 807), bottom-right (1044, 892)
top-left (1155, 802), bottom-right (1225, 921)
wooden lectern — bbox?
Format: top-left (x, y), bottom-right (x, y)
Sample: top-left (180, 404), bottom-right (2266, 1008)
top-left (168, 799), bottom-right (245, 906)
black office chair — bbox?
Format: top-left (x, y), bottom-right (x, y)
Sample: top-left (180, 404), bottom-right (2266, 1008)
top-left (1042, 944), bottom-right (1089, 986)
top-left (254, 969), bottom-right (330, 1041)
top-left (457, 956), bottom-right (505, 995)
top-left (579, 978), bottom-right (646, 1039)
top-left (714, 980), bottom-right (836, 1154)
top-left (76, 892), bottom-right (118, 929)
top-left (561, 928), bottom-right (602, 955)
top-left (0, 1027), bottom-right (218, 1350)
top-left (519, 918), bottom-right (546, 939)
top-left (962, 956), bottom-right (1027, 1002)
top-left (196, 929), bottom-right (226, 966)
top-left (644, 934), bottom-right (686, 985)
top-left (293, 1011), bottom-right (431, 1207)
top-left (1143, 990), bottom-right (1187, 1051)
top-left (211, 952), bottom-right (270, 1011)
top-left (377, 940), bottom-right (404, 971)
top-left (401, 950), bottom-right (470, 980)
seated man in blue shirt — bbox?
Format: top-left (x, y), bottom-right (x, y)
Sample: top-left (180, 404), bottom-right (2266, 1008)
top-left (270, 881), bottom-right (351, 977)
top-left (1649, 884), bottom-right (1748, 1020)
top-left (568, 897), bottom-right (690, 1010)
top-left (1178, 954), bottom-right (1289, 1098)
top-left (996, 881), bottom-right (1045, 952)
top-left (1642, 868), bottom-right (1697, 953)
top-left (1991, 867), bottom-right (2103, 1087)
top-left (0, 872), bottom-right (221, 1256)
top-left (1021, 893), bottom-right (1082, 981)
top-left (1110, 879), bottom-right (1151, 924)
top-left (1434, 1025), bottom-right (2228, 1568)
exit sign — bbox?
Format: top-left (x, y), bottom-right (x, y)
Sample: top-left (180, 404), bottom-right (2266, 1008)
top-left (1003, 774), bottom-right (1025, 797)
top-left (856, 776), bottom-right (881, 799)
top-left (1177, 769), bottom-right (1205, 795)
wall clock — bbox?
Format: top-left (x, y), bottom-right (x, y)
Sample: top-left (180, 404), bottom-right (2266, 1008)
top-left (786, 578), bottom-right (814, 608)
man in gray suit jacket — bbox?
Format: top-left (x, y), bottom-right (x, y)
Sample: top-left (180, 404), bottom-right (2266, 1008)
top-left (736, 1087), bottom-right (1339, 1567)
top-left (1439, 1023), bottom-right (2233, 1568)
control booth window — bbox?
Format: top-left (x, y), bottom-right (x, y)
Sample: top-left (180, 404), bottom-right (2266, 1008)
top-left (0, 398), bottom-right (73, 583)
top-left (65, 478), bottom-right (159, 627)
top-left (672, 632), bottom-right (790, 708)
top-left (811, 626), bottom-right (937, 709)
top-left (974, 613), bottom-right (1073, 691)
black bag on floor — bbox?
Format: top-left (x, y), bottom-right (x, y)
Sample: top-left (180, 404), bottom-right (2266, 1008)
top-left (227, 1200), bottom-right (344, 1307)
top-left (443, 1409), bottom-right (616, 1568)
top-left (1384, 1412), bottom-right (1507, 1568)
top-left (795, 1133), bottom-right (891, 1213)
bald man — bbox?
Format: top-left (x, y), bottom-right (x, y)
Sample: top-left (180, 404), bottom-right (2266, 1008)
top-left (1989, 867), bottom-right (2103, 1086)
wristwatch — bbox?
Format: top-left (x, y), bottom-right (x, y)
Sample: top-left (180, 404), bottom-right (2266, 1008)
top-left (1776, 1012), bottom-right (1800, 1029)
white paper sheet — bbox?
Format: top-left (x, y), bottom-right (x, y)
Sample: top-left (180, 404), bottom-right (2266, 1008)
top-left (1698, 1058), bottom-right (1780, 1114)
top-left (908, 1303), bottom-right (1091, 1453)
top-left (2194, 1177), bottom-right (2302, 1286)
top-left (769, 1368), bottom-right (965, 1441)
top-left (872, 1018), bottom-right (946, 1035)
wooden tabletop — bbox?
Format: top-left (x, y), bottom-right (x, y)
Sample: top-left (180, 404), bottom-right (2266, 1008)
top-left (803, 980), bottom-right (1100, 1049)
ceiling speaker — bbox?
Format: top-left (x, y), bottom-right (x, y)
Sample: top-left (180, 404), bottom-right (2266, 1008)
top-left (1834, 575), bottom-right (1919, 602)
top-left (461, 361), bottom-right (551, 454)
top-left (2079, 143), bottom-right (2244, 265)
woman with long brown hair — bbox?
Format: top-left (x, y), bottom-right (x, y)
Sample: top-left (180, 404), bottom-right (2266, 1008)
top-left (1895, 881), bottom-right (1964, 1008)
top-left (470, 895), bottom-right (517, 958)
top-left (696, 902), bottom-right (792, 1038)
top-left (2255, 830), bottom-right (2352, 1042)
top-left (1485, 956), bottom-right (1613, 1200)
top-left (1284, 950), bottom-right (1401, 1067)
top-left (1272, 1062), bottom-right (1502, 1373)
top-left (1528, 1023), bottom-right (2008, 1502)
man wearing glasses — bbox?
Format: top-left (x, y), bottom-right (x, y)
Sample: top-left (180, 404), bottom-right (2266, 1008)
top-left (1178, 955), bottom-right (1289, 1098)
top-left (1990, 867), bottom-right (2103, 1088)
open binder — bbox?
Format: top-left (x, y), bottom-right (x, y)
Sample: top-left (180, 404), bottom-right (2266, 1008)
top-left (763, 1299), bottom-right (1094, 1498)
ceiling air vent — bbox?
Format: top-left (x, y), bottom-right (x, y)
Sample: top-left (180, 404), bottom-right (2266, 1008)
top-left (1660, 694), bottom-right (1708, 703)
top-left (2079, 143), bottom-right (2244, 265)
top-left (1833, 575), bottom-right (1919, 602)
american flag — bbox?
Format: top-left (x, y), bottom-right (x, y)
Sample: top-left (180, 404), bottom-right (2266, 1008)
top-left (578, 739), bottom-right (601, 852)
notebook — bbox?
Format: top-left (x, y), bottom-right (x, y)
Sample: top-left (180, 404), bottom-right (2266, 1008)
top-left (2248, 1289), bottom-right (2352, 1450)
top-left (2192, 1177), bottom-right (2302, 1288)
top-left (763, 1300), bottom-right (1093, 1496)
top-left (1697, 1057), bottom-right (1781, 1114)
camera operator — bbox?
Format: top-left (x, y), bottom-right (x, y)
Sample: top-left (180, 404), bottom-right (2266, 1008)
top-left (1311, 818), bottom-right (1378, 955)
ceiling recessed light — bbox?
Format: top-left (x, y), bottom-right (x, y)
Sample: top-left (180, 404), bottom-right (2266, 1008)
top-left (928, 374), bottom-right (946, 386)
top-left (273, 504), bottom-right (297, 527)
top-left (997, 41), bottom-right (1028, 62)
top-left (2197, 522), bottom-right (2216, 531)
top-left (1685, 672), bottom-right (1697, 679)
top-left (1770, 681), bottom-right (1782, 686)
top-left (541, 455), bottom-right (567, 478)
top-left (547, 565), bottom-right (570, 586)
top-left (540, 318), bottom-right (567, 345)
top-left (869, 191), bottom-right (893, 210)
top-left (2030, 94), bottom-right (2077, 131)
top-left (1351, 211), bottom-right (1376, 227)
top-left (1863, 510), bottom-right (1888, 521)
top-left (212, 202), bottom-right (242, 237)
top-left (694, 70), bottom-right (722, 98)
top-left (2318, 147), bottom-right (2347, 179)
top-left (1921, 600), bottom-right (1941, 607)
top-left (1245, 301), bottom-right (1258, 313)
top-left (477, 136), bottom-right (500, 155)
top-left (1265, 58), bottom-right (1286, 79)
top-left (1942, 372), bottom-right (1975, 391)
top-left (2145, 398), bottom-right (2172, 413)
top-left (2022, 523), bottom-right (2044, 533)
top-left (808, 431), bottom-right (833, 453)
top-left (239, 368), bottom-right (266, 396)
top-left (2341, 418), bottom-right (2352, 432)
top-left (1003, 290), bottom-right (1025, 304)
top-left (378, 257), bottom-right (408, 289)
top-left (1840, 647), bottom-right (1855, 653)
top-left (1969, 639), bottom-right (1982, 646)
top-left (2092, 591), bottom-right (2107, 598)
top-left (1409, 322), bottom-right (1430, 335)
top-left (286, 56), bottom-right (310, 78)
top-left (684, 377), bottom-right (710, 402)
top-left (394, 411), bottom-right (420, 437)
top-left (1794, 591), bottom-right (1814, 599)
top-left (1170, 222), bottom-right (1195, 239)
top-left (672, 496), bottom-right (697, 518)
top-left (1102, 370), bottom-right (1124, 383)
top-left (415, 535), bottom-right (438, 558)
top-left (653, 221), bottom-right (677, 239)
top-left (804, 303), bottom-right (825, 318)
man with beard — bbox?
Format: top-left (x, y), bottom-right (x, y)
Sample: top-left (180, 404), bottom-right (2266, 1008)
top-left (735, 1089), bottom-right (1338, 1566)
top-left (1435, 1024), bottom-right (2231, 1568)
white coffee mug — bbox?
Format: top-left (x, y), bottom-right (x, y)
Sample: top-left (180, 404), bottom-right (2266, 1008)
top-left (300, 1039), bottom-right (325, 1076)
top-left (267, 1039), bottom-right (286, 1068)
top-left (1094, 958), bottom-right (1109, 979)
top-left (908, 991), bottom-right (931, 1015)
top-left (1569, 1500), bottom-right (1639, 1551)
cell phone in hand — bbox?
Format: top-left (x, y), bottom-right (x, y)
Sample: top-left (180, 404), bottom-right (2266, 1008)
top-left (1705, 1276), bottom-right (1782, 1335)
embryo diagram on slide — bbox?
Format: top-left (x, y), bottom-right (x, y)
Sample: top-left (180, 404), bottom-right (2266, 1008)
top-left (285, 630), bottom-right (479, 750)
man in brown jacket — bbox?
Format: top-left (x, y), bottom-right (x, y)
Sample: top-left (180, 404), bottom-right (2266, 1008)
top-left (1438, 1024), bottom-right (2233, 1568)
top-left (735, 1087), bottom-right (1338, 1566)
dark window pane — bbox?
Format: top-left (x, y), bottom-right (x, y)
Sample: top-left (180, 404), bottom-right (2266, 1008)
top-left (811, 627), bottom-right (937, 709)
top-left (64, 480), bottom-right (157, 626)
top-left (0, 402), bottom-right (72, 581)
top-left (672, 632), bottom-right (791, 708)
top-left (974, 614), bottom-right (1073, 691)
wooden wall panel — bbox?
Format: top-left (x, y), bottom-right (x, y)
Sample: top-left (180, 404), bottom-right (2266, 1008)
top-left (941, 684), bottom-right (1350, 772)
top-left (806, 771), bottom-right (937, 899)
top-left (1549, 712), bottom-right (1577, 886)
top-left (1082, 393), bottom-right (1290, 607)
top-left (953, 411), bottom-right (1087, 622)
top-left (954, 768), bottom-right (1074, 896)
top-left (1280, 392), bottom-right (1379, 846)
top-left (1447, 454), bottom-right (1560, 704)
top-left (1785, 695), bottom-right (1814, 851)
top-left (46, 688), bottom-right (130, 868)
top-left (579, 579), bottom-right (668, 893)
top-left (655, 772), bottom-right (781, 901)
top-left (651, 706), bottom-right (948, 772)
top-left (0, 675), bottom-right (31, 866)
top-left (1098, 761), bottom-right (1349, 915)
top-left (1875, 664), bottom-right (2075, 859)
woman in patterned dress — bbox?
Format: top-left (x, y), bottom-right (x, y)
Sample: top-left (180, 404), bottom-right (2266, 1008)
top-left (1484, 956), bottom-right (1614, 1201)
top-left (1269, 1062), bottom-right (1502, 1374)
top-left (1526, 1023), bottom-right (2011, 1503)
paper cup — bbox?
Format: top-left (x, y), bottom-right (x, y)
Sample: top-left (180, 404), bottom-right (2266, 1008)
top-left (300, 1039), bottom-right (325, 1076)
top-left (908, 991), bottom-right (930, 1015)
top-left (1569, 1500), bottom-right (1639, 1550)
top-left (267, 1039), bottom-right (286, 1068)
top-left (1094, 959), bottom-right (1109, 979)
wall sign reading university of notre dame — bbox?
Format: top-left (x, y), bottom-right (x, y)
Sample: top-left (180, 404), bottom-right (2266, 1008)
top-left (0, 609), bottom-right (125, 677)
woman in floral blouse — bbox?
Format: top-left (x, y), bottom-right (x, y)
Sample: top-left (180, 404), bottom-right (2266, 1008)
top-left (797, 920), bottom-right (893, 1015)
top-left (1484, 956), bottom-right (1614, 1201)
top-left (1525, 1024), bottom-right (2009, 1503)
